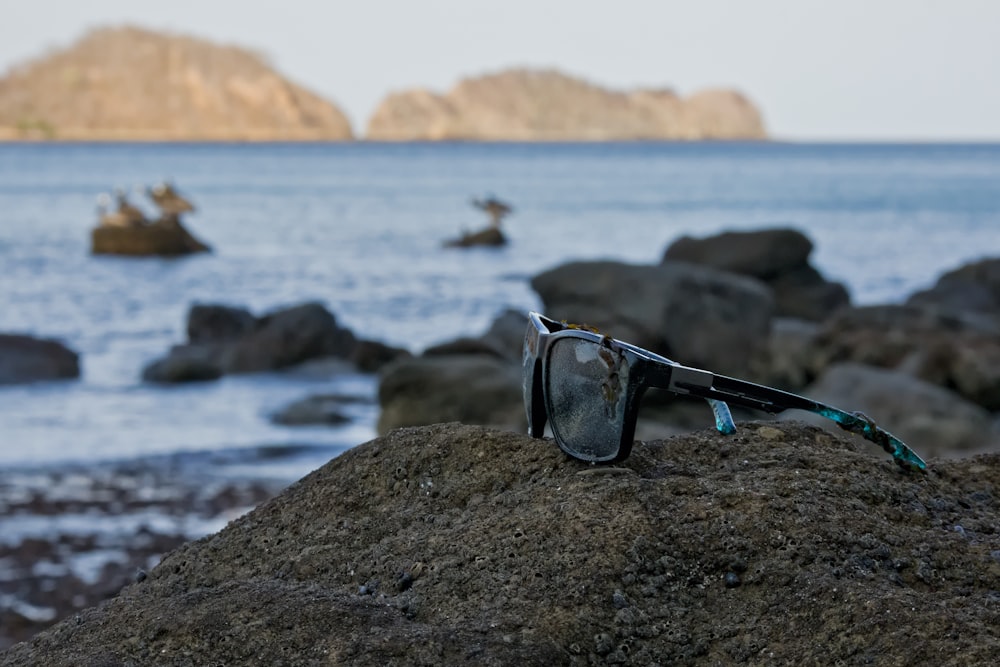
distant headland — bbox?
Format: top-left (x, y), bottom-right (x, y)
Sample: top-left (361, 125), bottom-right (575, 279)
top-left (0, 26), bottom-right (767, 142)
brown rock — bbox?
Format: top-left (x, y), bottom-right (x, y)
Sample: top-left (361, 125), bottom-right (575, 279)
top-left (367, 68), bottom-right (766, 141)
top-left (0, 26), bottom-right (354, 141)
top-left (4, 422), bottom-right (998, 666)
top-left (91, 217), bottom-right (210, 256)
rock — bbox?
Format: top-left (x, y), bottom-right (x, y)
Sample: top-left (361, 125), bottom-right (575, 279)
top-left (270, 395), bottom-right (354, 426)
top-left (187, 304), bottom-right (256, 344)
top-left (662, 228), bottom-right (849, 321)
top-left (808, 305), bottom-right (1000, 410)
top-left (5, 422), bottom-right (998, 666)
top-left (90, 217), bottom-right (210, 256)
top-left (142, 302), bottom-right (370, 382)
top-left (531, 260), bottom-right (774, 376)
top-left (0, 334), bottom-right (80, 385)
top-left (367, 68), bottom-right (766, 141)
top-left (141, 344), bottom-right (222, 383)
top-left (794, 362), bottom-right (997, 457)
top-left (349, 340), bottom-right (412, 373)
top-left (750, 317), bottom-right (821, 390)
top-left (223, 302), bottom-right (357, 374)
top-left (443, 226), bottom-right (507, 248)
top-left (0, 26), bottom-right (354, 141)
top-left (377, 355), bottom-right (523, 434)
top-left (907, 257), bottom-right (1000, 319)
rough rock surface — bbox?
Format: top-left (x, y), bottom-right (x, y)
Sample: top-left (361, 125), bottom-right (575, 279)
top-left (4, 422), bottom-right (997, 666)
top-left (0, 334), bottom-right (79, 385)
top-left (0, 26), bottom-right (354, 141)
top-left (367, 68), bottom-right (766, 141)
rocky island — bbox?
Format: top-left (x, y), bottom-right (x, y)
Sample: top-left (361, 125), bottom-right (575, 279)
top-left (366, 68), bottom-right (767, 141)
top-left (0, 26), bottom-right (354, 141)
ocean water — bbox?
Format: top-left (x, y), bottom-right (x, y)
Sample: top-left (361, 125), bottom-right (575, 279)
top-left (1, 141), bottom-right (999, 473)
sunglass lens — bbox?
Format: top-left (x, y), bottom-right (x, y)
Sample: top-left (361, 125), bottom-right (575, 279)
top-left (546, 337), bottom-right (630, 461)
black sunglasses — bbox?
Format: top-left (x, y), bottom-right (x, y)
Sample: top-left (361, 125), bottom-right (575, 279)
top-left (522, 312), bottom-right (926, 471)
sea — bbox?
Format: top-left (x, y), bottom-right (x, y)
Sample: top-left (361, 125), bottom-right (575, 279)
top-left (2, 141), bottom-right (999, 480)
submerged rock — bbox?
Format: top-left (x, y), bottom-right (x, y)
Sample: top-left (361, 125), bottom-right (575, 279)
top-left (4, 422), bottom-right (997, 665)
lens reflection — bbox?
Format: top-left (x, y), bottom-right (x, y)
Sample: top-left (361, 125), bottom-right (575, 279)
top-left (546, 337), bottom-right (629, 461)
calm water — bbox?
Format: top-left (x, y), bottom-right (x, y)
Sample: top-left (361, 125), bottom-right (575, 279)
top-left (2, 142), bottom-right (999, 471)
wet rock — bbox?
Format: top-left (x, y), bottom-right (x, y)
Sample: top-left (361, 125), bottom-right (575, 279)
top-left (531, 260), bottom-right (774, 376)
top-left (4, 422), bottom-right (998, 666)
top-left (0, 334), bottom-right (79, 385)
top-left (662, 228), bottom-right (849, 321)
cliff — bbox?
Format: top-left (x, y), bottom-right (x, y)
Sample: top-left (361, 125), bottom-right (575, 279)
top-left (367, 68), bottom-right (767, 141)
top-left (4, 422), bottom-right (997, 665)
top-left (0, 26), bottom-right (354, 141)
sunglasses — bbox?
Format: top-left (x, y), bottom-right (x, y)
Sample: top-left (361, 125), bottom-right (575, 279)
top-left (522, 312), bottom-right (926, 472)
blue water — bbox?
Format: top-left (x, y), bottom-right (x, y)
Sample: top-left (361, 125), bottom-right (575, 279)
top-left (2, 142), bottom-right (999, 470)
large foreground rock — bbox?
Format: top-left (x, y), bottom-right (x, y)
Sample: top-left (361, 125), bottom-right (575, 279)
top-left (0, 334), bottom-right (79, 385)
top-left (4, 422), bottom-right (997, 666)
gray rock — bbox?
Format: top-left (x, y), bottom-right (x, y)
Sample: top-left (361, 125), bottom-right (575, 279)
top-left (187, 304), bottom-right (256, 344)
top-left (809, 304), bottom-right (1000, 410)
top-left (271, 395), bottom-right (354, 426)
top-left (907, 256), bottom-right (1000, 318)
top-left (531, 260), bottom-right (774, 376)
top-left (662, 228), bottom-right (850, 321)
top-left (224, 302), bottom-right (357, 374)
top-left (141, 344), bottom-right (222, 383)
top-left (143, 302), bottom-right (366, 383)
top-left (377, 355), bottom-right (523, 434)
top-left (0, 334), bottom-right (79, 385)
top-left (663, 227), bottom-right (813, 279)
top-left (794, 362), bottom-right (997, 457)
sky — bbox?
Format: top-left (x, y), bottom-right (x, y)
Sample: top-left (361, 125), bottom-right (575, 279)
top-left (1, 0), bottom-right (998, 141)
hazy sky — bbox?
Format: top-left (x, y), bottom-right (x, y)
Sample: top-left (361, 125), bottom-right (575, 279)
top-left (1, 0), bottom-right (998, 140)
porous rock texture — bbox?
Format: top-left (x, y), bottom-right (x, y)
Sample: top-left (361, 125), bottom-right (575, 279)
top-left (3, 422), bottom-right (997, 666)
